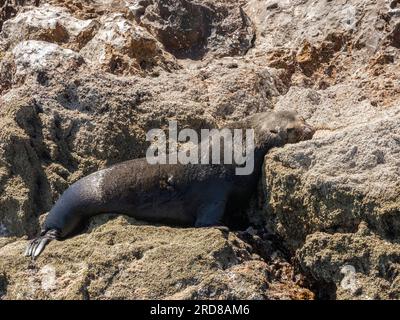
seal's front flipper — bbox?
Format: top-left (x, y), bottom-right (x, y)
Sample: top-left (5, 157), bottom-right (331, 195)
top-left (195, 198), bottom-right (227, 227)
top-left (25, 229), bottom-right (60, 259)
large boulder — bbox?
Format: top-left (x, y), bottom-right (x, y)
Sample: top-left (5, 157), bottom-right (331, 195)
top-left (1, 0), bottom-right (400, 300)
top-left (251, 0), bottom-right (400, 299)
top-left (297, 224), bottom-right (400, 300)
top-left (0, 216), bottom-right (313, 299)
top-left (263, 107), bottom-right (400, 250)
top-left (80, 12), bottom-right (179, 75)
top-left (0, 4), bottom-right (99, 51)
top-left (0, 0), bottom-right (39, 32)
top-left (138, 0), bottom-right (255, 58)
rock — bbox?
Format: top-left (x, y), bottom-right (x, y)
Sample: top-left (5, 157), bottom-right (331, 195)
top-left (80, 12), bottom-right (179, 75)
top-left (0, 39), bottom-right (85, 93)
top-left (0, 216), bottom-right (312, 299)
top-left (0, 4), bottom-right (99, 51)
top-left (263, 107), bottom-right (400, 251)
top-left (245, 0), bottom-right (400, 104)
top-left (388, 21), bottom-right (400, 48)
top-left (0, 97), bottom-right (51, 237)
top-left (274, 85), bottom-right (381, 130)
top-left (0, 4), bottom-right (179, 76)
top-left (250, 0), bottom-right (400, 300)
top-left (0, 0), bottom-right (39, 32)
top-left (12, 40), bottom-right (84, 81)
top-left (297, 224), bottom-right (400, 300)
top-left (138, 0), bottom-right (255, 58)
top-left (139, 0), bottom-right (214, 57)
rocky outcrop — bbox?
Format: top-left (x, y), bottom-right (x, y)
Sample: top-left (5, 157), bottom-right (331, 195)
top-left (255, 0), bottom-right (400, 298)
top-left (80, 12), bottom-right (179, 75)
top-left (0, 216), bottom-right (312, 299)
top-left (263, 107), bottom-right (400, 250)
top-left (0, 4), bottom-right (98, 51)
top-left (297, 223), bottom-right (400, 300)
top-left (0, 0), bottom-right (399, 300)
top-left (0, 0), bottom-right (39, 31)
top-left (246, 0), bottom-right (400, 104)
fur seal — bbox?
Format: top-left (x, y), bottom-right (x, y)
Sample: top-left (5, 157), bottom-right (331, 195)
top-left (25, 110), bottom-right (315, 258)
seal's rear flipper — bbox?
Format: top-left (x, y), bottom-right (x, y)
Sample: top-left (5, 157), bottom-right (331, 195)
top-left (25, 229), bottom-right (60, 260)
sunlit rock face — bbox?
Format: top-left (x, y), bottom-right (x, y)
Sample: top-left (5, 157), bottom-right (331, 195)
top-left (0, 4), bottom-right (98, 51)
top-left (80, 12), bottom-right (179, 75)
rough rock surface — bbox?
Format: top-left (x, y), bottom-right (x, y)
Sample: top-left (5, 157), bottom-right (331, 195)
top-left (256, 0), bottom-right (400, 299)
top-left (0, 0), bottom-right (39, 31)
top-left (264, 107), bottom-right (400, 250)
top-left (0, 0), bottom-right (399, 300)
top-left (297, 223), bottom-right (400, 300)
top-left (138, 0), bottom-right (255, 58)
top-left (0, 4), bottom-right (98, 51)
top-left (0, 216), bottom-right (312, 299)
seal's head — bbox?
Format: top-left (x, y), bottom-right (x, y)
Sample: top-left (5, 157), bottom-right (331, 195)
top-left (249, 110), bottom-right (315, 146)
top-left (275, 111), bottom-right (315, 143)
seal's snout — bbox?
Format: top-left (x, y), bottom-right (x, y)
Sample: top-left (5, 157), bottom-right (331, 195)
top-left (286, 120), bottom-right (315, 144)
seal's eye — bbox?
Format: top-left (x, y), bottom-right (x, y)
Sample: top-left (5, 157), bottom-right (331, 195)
top-left (287, 127), bottom-right (296, 133)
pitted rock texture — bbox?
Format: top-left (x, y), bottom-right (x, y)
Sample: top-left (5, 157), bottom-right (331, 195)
top-left (263, 108), bottom-right (400, 251)
top-left (0, 4), bottom-right (99, 51)
top-left (79, 12), bottom-right (178, 75)
top-left (254, 0), bottom-right (400, 299)
top-left (297, 223), bottom-right (400, 300)
top-left (0, 216), bottom-right (312, 299)
top-left (137, 0), bottom-right (255, 58)
top-left (0, 0), bottom-right (39, 31)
